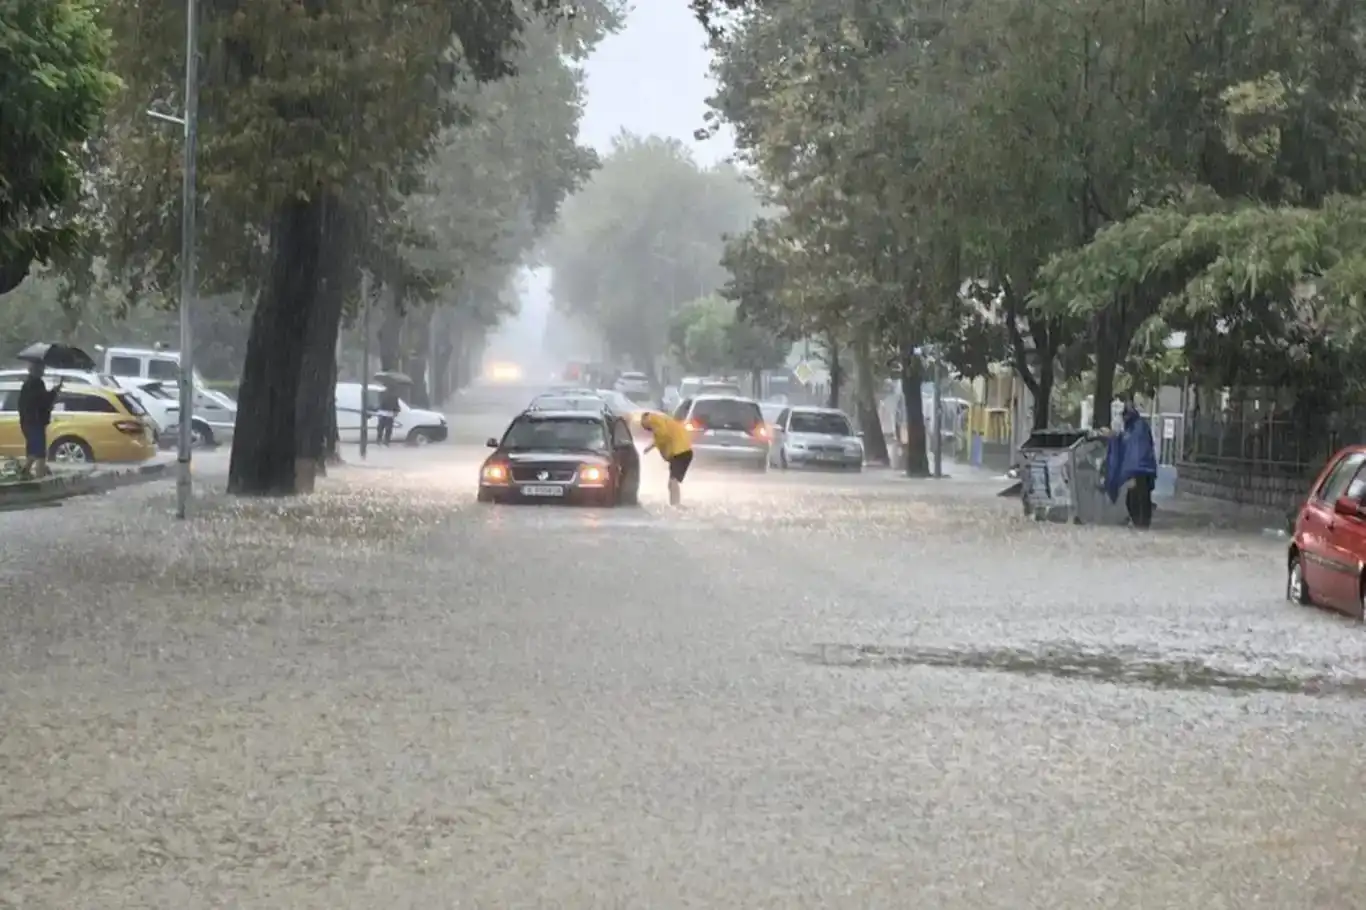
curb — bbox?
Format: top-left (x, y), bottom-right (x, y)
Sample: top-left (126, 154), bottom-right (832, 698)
top-left (0, 461), bottom-right (171, 511)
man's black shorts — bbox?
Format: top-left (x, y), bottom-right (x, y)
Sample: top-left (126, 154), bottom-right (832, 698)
top-left (668, 450), bottom-right (693, 483)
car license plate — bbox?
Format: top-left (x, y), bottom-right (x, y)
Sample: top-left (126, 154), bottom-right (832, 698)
top-left (522, 485), bottom-right (565, 497)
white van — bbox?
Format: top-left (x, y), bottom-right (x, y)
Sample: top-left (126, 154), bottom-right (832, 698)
top-left (335, 382), bottom-right (448, 445)
top-left (99, 345), bottom-right (237, 446)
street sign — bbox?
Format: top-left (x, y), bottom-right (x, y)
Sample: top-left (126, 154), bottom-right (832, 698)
top-left (1163, 418), bottom-right (1176, 439)
top-left (793, 360), bottom-right (814, 385)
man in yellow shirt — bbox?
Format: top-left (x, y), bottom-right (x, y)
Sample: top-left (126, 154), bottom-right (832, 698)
top-left (640, 411), bottom-right (694, 506)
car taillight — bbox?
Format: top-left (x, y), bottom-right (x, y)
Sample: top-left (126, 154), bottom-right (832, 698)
top-left (114, 420), bottom-right (144, 435)
top-left (684, 420), bottom-right (701, 432)
top-left (482, 463), bottom-right (509, 484)
top-left (752, 424), bottom-right (770, 440)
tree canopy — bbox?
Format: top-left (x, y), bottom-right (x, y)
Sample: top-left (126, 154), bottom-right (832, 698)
top-left (543, 133), bottom-right (761, 373)
top-left (0, 0), bottom-right (119, 295)
top-left (704, 0), bottom-right (1366, 437)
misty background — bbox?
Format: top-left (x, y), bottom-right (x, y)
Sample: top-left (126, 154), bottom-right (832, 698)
top-left (483, 3), bottom-right (729, 374)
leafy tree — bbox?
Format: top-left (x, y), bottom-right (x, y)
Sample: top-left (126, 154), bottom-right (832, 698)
top-left (544, 134), bottom-right (761, 373)
top-left (96, 0), bottom-right (590, 495)
top-left (1, 0), bottom-right (119, 297)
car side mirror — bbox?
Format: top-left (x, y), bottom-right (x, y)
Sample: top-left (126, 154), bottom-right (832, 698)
top-left (1335, 496), bottom-right (1361, 517)
top-left (858, 431), bottom-right (865, 438)
top-left (485, 437), bottom-right (498, 448)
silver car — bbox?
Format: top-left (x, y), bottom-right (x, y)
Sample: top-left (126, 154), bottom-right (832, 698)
top-left (675, 395), bottom-right (770, 471)
top-left (770, 406), bottom-right (864, 470)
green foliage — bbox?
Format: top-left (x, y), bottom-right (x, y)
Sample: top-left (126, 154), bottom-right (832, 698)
top-left (0, 0), bottom-right (119, 294)
top-left (670, 292), bottom-right (789, 375)
top-left (544, 133), bottom-right (761, 368)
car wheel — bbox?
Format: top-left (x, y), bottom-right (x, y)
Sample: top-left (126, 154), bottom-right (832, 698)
top-left (48, 436), bottom-right (94, 465)
top-left (191, 420), bottom-right (214, 448)
top-left (407, 428), bottom-right (434, 446)
top-left (1287, 551), bottom-right (1312, 605)
top-left (621, 480), bottom-right (640, 506)
top-left (477, 488), bottom-right (494, 503)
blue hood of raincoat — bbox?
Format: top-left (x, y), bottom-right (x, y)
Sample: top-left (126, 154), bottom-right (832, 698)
top-left (1104, 406), bottom-right (1158, 501)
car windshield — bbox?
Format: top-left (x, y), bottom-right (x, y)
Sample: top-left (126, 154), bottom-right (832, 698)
top-left (789, 411), bottom-right (852, 435)
top-left (502, 416), bottom-right (607, 451)
top-left (690, 398), bottom-right (762, 431)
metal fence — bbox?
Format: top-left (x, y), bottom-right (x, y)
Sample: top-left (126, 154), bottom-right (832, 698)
top-left (1182, 410), bottom-right (1366, 474)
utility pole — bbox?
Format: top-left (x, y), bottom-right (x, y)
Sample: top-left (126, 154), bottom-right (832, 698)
top-left (359, 270), bottom-right (372, 459)
top-left (147, 0), bottom-right (200, 520)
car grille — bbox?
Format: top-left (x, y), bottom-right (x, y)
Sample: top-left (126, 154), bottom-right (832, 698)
top-left (511, 465), bottom-right (577, 483)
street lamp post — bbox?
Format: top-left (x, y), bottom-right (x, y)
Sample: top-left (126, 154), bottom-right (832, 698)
top-left (359, 271), bottom-right (372, 459)
top-left (148, 0), bottom-right (199, 520)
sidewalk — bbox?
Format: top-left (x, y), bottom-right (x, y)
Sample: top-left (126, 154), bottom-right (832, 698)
top-left (0, 457), bottom-right (172, 511)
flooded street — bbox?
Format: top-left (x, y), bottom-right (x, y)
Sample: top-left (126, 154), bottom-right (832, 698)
top-left (3, 387), bottom-right (1365, 907)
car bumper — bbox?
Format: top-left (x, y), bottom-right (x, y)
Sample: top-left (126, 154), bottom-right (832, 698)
top-left (785, 449), bottom-right (863, 468)
top-left (422, 424), bottom-right (449, 442)
top-left (480, 481), bottom-right (611, 504)
top-left (692, 443), bottom-right (769, 468)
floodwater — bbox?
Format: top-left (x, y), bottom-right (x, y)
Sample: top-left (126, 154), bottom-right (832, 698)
top-left (2, 384), bottom-right (1363, 907)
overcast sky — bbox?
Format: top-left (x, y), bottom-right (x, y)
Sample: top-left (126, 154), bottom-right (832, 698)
top-left (578, 2), bottom-right (735, 164)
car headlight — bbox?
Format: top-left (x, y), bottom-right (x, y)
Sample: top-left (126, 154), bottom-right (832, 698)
top-left (579, 465), bottom-right (606, 485)
top-left (789, 441), bottom-right (806, 449)
top-left (482, 463), bottom-right (509, 484)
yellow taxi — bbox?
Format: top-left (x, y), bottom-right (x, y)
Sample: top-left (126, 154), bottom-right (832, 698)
top-left (0, 380), bottom-right (158, 464)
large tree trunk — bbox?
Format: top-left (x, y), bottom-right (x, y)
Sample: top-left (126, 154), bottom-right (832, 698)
top-left (227, 195), bottom-right (328, 496)
top-left (901, 347), bottom-right (930, 477)
top-left (402, 308), bottom-right (431, 406)
top-left (1091, 310), bottom-right (1120, 429)
top-left (297, 202), bottom-right (353, 480)
top-left (853, 329), bottom-right (889, 465)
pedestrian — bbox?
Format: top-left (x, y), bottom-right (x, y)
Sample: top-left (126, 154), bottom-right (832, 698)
top-left (376, 386), bottom-right (400, 446)
top-left (1104, 401), bottom-right (1158, 528)
top-left (18, 362), bottom-right (62, 478)
top-left (640, 411), bottom-right (694, 506)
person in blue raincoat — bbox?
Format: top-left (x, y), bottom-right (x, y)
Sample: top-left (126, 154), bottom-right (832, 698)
top-left (1104, 402), bottom-right (1158, 528)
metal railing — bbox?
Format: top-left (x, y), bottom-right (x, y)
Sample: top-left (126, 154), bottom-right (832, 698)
top-left (1181, 410), bottom-right (1366, 475)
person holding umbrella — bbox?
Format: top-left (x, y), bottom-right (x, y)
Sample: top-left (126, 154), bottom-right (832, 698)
top-left (18, 360), bottom-right (62, 477)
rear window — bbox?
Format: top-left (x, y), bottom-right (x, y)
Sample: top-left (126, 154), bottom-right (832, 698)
top-left (699, 384), bottom-right (742, 397)
top-left (147, 359), bottom-right (179, 381)
top-left (690, 398), bottom-right (762, 430)
top-left (117, 393), bottom-right (148, 417)
top-left (790, 411), bottom-right (852, 435)
top-left (531, 396), bottom-right (602, 411)
top-left (56, 392), bottom-right (117, 413)
top-left (108, 355), bottom-right (141, 377)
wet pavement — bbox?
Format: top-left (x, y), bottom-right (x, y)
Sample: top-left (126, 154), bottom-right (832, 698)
top-left (2, 383), bottom-right (1365, 907)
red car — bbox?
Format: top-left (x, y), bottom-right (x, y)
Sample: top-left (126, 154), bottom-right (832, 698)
top-left (1289, 445), bottom-right (1366, 618)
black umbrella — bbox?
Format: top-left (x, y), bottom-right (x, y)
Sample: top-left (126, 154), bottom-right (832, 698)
top-left (16, 342), bottom-right (96, 371)
top-left (373, 371), bottom-right (413, 386)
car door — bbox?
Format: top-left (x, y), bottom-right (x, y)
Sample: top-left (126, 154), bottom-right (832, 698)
top-left (771, 408), bottom-right (791, 465)
top-left (1299, 451), bottom-right (1366, 606)
top-left (611, 417), bottom-right (638, 489)
top-left (1323, 463), bottom-right (1366, 613)
top-left (0, 388), bottom-right (20, 457)
top-left (674, 399), bottom-right (692, 421)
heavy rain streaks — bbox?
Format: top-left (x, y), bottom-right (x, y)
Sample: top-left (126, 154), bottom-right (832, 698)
top-left (2, 385), bottom-right (1366, 907)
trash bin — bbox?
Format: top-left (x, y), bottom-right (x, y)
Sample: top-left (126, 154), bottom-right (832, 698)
top-left (1019, 428), bottom-right (1130, 525)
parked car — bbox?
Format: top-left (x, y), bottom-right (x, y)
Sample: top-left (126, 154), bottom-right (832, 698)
top-left (769, 406), bottom-right (864, 470)
top-left (672, 394), bottom-right (770, 472)
top-left (1288, 445), bottom-right (1366, 618)
top-left (98, 344), bottom-right (237, 446)
top-left (334, 382), bottom-right (448, 445)
top-left (478, 406), bottom-right (640, 506)
top-left (0, 380), bottom-right (157, 464)
top-left (0, 367), bottom-right (182, 443)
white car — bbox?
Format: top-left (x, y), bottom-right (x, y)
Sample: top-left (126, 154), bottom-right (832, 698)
top-left (335, 382), bottom-right (448, 445)
top-left (612, 371), bottom-right (654, 405)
